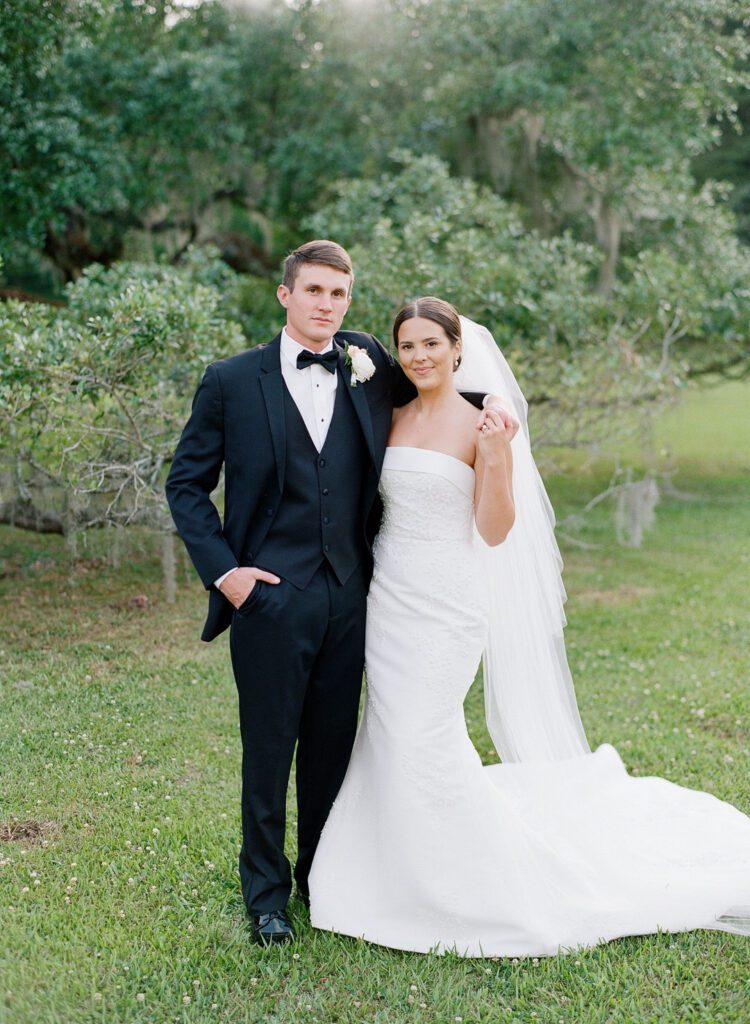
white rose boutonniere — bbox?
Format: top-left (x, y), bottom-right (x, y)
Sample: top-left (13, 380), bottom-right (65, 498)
top-left (345, 344), bottom-right (376, 387)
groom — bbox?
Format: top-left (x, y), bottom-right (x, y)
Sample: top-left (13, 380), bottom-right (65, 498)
top-left (166, 239), bottom-right (513, 944)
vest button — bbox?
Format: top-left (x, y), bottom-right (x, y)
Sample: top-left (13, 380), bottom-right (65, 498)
top-left (324, 544), bottom-right (330, 552)
top-left (322, 487), bottom-right (329, 496)
top-left (266, 508), bottom-right (274, 516)
top-left (318, 458), bottom-right (326, 468)
top-left (323, 516), bottom-right (330, 524)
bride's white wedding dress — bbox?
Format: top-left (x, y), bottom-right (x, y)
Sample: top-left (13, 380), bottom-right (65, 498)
top-left (308, 445), bottom-right (750, 957)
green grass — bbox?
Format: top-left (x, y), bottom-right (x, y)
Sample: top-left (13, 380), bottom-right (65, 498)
top-left (651, 379), bottom-right (750, 470)
top-left (1, 382), bottom-right (749, 1024)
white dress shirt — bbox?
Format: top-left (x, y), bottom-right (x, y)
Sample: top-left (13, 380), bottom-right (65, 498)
top-left (214, 328), bottom-right (338, 589)
top-left (279, 328), bottom-right (339, 451)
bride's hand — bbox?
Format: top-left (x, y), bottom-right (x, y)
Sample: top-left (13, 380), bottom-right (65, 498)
top-left (476, 408), bottom-right (513, 463)
top-left (479, 398), bottom-right (520, 442)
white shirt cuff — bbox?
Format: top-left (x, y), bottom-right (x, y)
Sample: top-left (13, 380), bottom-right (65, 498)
top-left (214, 567), bottom-right (238, 589)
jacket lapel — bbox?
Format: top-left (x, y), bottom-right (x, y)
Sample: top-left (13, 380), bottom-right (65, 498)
top-left (335, 338), bottom-right (376, 466)
top-left (259, 334), bottom-right (286, 492)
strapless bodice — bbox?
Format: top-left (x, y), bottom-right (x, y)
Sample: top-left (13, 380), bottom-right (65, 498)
top-left (378, 446), bottom-right (476, 545)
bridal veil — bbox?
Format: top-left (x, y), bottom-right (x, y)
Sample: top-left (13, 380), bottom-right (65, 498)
top-left (455, 316), bottom-right (590, 763)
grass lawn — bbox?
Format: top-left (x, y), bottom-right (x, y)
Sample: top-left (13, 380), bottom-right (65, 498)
top-left (1, 382), bottom-right (749, 1024)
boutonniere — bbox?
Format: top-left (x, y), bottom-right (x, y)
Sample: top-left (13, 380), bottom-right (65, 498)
top-left (345, 344), bottom-right (376, 387)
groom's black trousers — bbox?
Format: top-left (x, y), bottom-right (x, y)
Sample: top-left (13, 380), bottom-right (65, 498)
top-left (228, 560), bottom-right (368, 914)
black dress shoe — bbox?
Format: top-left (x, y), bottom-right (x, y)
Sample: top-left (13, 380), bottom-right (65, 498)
top-left (250, 909), bottom-right (295, 945)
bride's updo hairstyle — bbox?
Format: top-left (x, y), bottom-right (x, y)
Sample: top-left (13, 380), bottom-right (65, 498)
top-left (392, 296), bottom-right (462, 371)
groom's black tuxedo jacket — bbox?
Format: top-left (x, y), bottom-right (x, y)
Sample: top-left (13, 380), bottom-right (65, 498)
top-left (166, 330), bottom-right (418, 643)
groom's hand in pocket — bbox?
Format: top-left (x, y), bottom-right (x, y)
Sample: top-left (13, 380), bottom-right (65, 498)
top-left (219, 567), bottom-right (281, 609)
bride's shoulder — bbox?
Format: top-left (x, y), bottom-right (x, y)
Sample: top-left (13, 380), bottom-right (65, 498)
top-left (456, 393), bottom-right (481, 427)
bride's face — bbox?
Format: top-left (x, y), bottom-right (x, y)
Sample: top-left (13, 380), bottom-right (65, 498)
top-left (396, 317), bottom-right (460, 391)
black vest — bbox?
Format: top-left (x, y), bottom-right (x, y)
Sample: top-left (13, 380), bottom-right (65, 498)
top-left (253, 373), bottom-right (370, 588)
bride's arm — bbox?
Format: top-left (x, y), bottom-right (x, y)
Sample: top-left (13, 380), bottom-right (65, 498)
top-left (473, 408), bottom-right (515, 547)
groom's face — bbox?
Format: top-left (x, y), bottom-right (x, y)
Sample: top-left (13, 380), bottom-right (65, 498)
top-left (277, 264), bottom-right (352, 349)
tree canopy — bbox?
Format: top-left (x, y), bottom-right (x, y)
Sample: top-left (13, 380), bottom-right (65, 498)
top-left (1, 0), bottom-right (749, 553)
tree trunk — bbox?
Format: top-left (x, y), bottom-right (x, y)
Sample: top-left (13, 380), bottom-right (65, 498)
top-left (519, 112), bottom-right (551, 232)
top-left (593, 198), bottom-right (621, 298)
top-left (0, 498), bottom-right (64, 533)
top-left (161, 531), bottom-right (177, 604)
top-left (476, 114), bottom-right (516, 193)
top-left (43, 207), bottom-right (124, 281)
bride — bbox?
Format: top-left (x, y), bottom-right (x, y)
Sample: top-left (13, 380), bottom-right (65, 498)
top-left (308, 296), bottom-right (750, 957)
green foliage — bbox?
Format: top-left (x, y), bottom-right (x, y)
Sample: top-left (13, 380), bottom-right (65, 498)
top-left (0, 1), bottom-right (254, 276)
top-left (2, 0), bottom-right (748, 317)
top-left (227, 272), bottom-right (285, 346)
top-left (0, 249), bottom-right (246, 529)
top-left (1, 0), bottom-right (748, 526)
top-left (310, 151), bottom-right (603, 345)
top-left (0, 0), bottom-right (90, 250)
top-left (619, 170), bottom-right (750, 380)
top-left (404, 0), bottom-right (748, 178)
top-left (310, 152), bottom-right (748, 454)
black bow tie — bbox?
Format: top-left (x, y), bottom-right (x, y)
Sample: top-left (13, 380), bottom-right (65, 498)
top-left (296, 349), bottom-right (338, 374)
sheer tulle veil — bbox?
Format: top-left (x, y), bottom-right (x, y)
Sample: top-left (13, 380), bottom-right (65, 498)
top-left (454, 316), bottom-right (590, 763)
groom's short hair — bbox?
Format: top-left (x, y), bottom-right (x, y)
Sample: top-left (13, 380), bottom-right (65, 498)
top-left (282, 240), bottom-right (354, 293)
